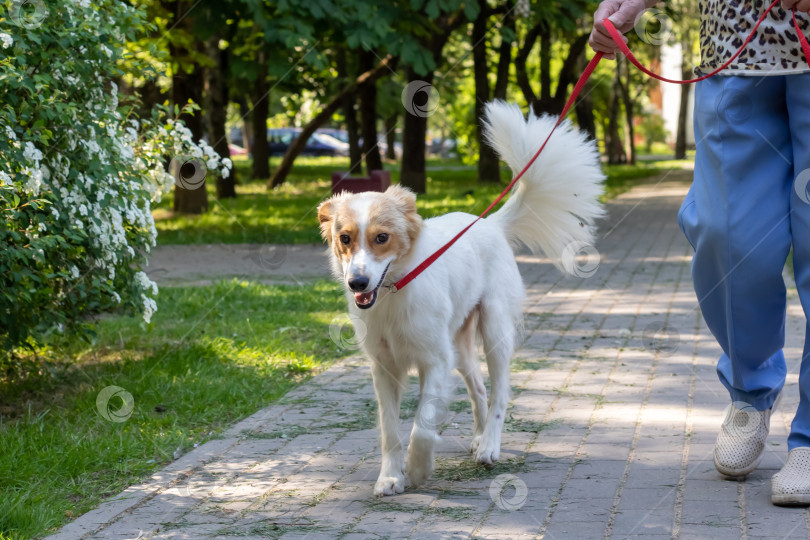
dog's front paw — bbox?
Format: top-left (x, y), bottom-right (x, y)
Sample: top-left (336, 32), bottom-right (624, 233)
top-left (406, 458), bottom-right (434, 487)
top-left (374, 474), bottom-right (405, 497)
top-left (474, 438), bottom-right (501, 466)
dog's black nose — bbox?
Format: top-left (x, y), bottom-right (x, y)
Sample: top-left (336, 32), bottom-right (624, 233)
top-left (348, 276), bottom-right (369, 292)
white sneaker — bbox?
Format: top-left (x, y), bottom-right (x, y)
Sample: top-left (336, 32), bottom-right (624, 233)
top-left (713, 396), bottom-right (780, 477)
top-left (772, 447), bottom-right (810, 506)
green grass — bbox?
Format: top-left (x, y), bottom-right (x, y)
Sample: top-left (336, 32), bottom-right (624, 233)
top-left (154, 156), bottom-right (678, 245)
top-left (0, 279), bottom-right (347, 540)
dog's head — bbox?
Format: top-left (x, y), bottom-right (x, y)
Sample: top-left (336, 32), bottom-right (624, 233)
top-left (317, 185), bottom-right (422, 309)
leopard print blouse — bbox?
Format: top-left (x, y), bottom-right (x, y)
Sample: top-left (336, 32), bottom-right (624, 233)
top-left (697, 0), bottom-right (810, 75)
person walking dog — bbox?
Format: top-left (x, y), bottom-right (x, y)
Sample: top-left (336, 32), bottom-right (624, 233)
top-left (590, 0), bottom-right (810, 506)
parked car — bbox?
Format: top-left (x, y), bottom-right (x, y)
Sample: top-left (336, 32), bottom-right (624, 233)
top-left (228, 143), bottom-right (247, 157)
top-left (429, 137), bottom-right (458, 158)
top-left (308, 131), bottom-right (350, 157)
top-left (267, 129), bottom-right (296, 155)
top-left (227, 127), bottom-right (349, 157)
top-left (228, 127), bottom-right (248, 148)
top-left (319, 128), bottom-right (350, 144)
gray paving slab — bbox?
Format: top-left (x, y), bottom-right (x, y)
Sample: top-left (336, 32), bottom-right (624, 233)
top-left (51, 171), bottom-right (810, 538)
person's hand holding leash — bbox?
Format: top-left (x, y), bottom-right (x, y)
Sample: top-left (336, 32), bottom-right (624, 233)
top-left (589, 0), bottom-right (660, 59)
top-left (782, 0), bottom-right (810, 13)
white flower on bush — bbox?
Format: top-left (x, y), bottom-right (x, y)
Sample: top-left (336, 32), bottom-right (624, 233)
top-left (23, 142), bottom-right (43, 163)
top-left (0, 0), bottom-right (234, 338)
top-left (142, 296), bottom-right (157, 324)
top-left (135, 271), bottom-right (158, 296)
top-left (220, 158), bottom-right (233, 178)
top-left (23, 167), bottom-right (43, 196)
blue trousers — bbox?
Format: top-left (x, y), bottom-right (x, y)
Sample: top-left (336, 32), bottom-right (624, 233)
top-left (679, 74), bottom-right (810, 451)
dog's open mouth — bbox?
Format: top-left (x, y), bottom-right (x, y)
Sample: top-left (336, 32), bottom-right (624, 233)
top-left (354, 289), bottom-right (378, 309)
top-left (352, 264), bottom-right (390, 310)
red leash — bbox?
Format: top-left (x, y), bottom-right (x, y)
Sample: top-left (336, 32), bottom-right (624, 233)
top-left (391, 1), bottom-right (810, 293)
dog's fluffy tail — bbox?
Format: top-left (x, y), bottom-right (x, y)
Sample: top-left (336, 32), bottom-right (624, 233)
top-left (483, 100), bottom-right (605, 271)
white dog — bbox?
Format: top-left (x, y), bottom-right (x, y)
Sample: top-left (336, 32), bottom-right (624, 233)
top-left (317, 101), bottom-right (604, 496)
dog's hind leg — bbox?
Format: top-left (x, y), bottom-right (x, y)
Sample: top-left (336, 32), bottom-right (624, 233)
top-left (371, 353), bottom-right (407, 497)
top-left (475, 301), bottom-right (516, 465)
top-left (455, 309), bottom-right (487, 454)
top-left (407, 341), bottom-right (454, 487)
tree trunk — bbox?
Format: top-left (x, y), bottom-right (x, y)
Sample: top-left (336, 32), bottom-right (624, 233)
top-left (606, 69), bottom-right (626, 165)
top-left (400, 68), bottom-right (432, 194)
top-left (359, 51), bottom-right (383, 173)
top-left (675, 32), bottom-right (693, 159)
top-left (170, 2), bottom-right (207, 214)
top-left (384, 114), bottom-right (397, 160)
top-left (251, 51), bottom-right (270, 181)
top-left (574, 49), bottom-right (597, 140)
top-left (493, 13), bottom-right (514, 101)
top-left (236, 95), bottom-right (252, 153)
top-left (336, 48), bottom-right (363, 172)
top-left (268, 55), bottom-right (396, 188)
top-left (346, 97), bottom-right (363, 170)
top-left (675, 80), bottom-right (690, 159)
top-left (205, 36), bottom-right (236, 199)
top-left (539, 27), bottom-right (551, 102)
top-left (617, 58), bottom-right (636, 165)
top-left (516, 29), bottom-right (589, 117)
top-left (473, 9), bottom-right (501, 183)
top-left (515, 22), bottom-right (540, 102)
top-left (343, 94), bottom-right (363, 172)
top-left (399, 12), bottom-right (465, 194)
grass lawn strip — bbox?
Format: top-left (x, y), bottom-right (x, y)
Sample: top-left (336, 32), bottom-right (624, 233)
top-left (0, 279), bottom-right (346, 539)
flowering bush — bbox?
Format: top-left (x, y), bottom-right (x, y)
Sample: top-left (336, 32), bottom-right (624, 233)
top-left (0, 0), bottom-right (230, 355)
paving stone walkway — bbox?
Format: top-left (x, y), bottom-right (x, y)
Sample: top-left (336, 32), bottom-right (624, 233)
top-left (52, 170), bottom-right (810, 539)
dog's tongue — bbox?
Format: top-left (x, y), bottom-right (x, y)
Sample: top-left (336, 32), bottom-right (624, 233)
top-left (354, 291), bottom-right (374, 306)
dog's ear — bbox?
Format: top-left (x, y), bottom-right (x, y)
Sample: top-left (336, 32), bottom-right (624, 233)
top-left (385, 185), bottom-right (416, 211)
top-left (385, 185), bottom-right (422, 241)
top-left (317, 199), bottom-right (334, 244)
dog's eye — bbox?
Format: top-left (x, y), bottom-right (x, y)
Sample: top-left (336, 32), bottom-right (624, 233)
top-left (375, 233), bottom-right (389, 245)
top-left (339, 234), bottom-right (351, 245)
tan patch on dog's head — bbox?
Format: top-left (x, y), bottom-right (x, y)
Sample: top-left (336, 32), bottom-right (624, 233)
top-left (365, 185), bottom-right (422, 260)
top-left (317, 186), bottom-right (422, 264)
top-left (318, 193), bottom-right (359, 265)
top-left (317, 198), bottom-right (336, 244)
